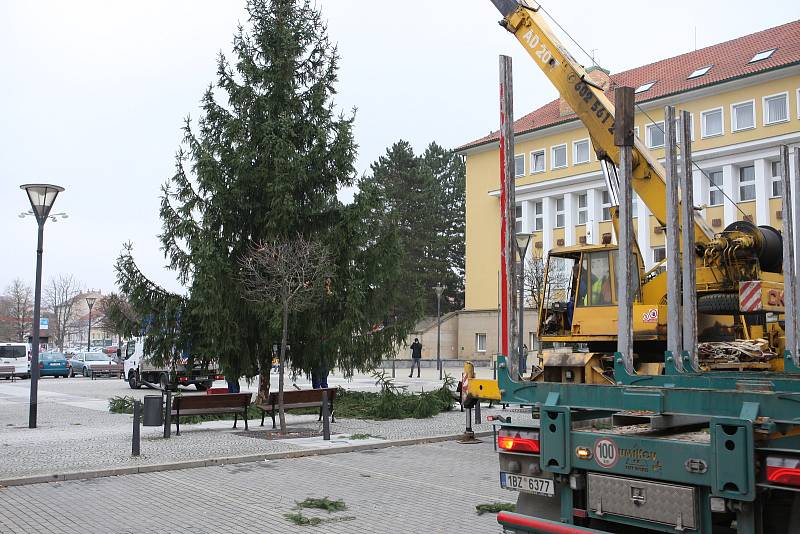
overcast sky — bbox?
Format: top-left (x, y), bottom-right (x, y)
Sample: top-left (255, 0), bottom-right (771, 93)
top-left (1, 0), bottom-right (795, 296)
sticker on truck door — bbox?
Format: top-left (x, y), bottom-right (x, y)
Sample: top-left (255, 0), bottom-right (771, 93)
top-left (594, 438), bottom-right (618, 468)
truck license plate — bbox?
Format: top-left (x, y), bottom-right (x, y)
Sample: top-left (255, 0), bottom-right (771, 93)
top-left (500, 472), bottom-right (554, 497)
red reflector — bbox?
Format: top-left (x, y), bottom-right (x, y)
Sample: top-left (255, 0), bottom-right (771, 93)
top-left (178, 377), bottom-right (188, 382)
top-left (497, 435), bottom-right (540, 453)
top-left (767, 456), bottom-right (800, 487)
top-left (214, 375), bottom-right (224, 380)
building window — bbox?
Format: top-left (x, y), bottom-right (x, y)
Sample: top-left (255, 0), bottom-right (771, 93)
top-left (749, 48), bottom-right (776, 63)
top-left (771, 161), bottom-right (783, 197)
top-left (533, 201), bottom-right (543, 231)
top-left (577, 193), bottom-right (588, 224)
top-left (732, 100), bottom-right (755, 131)
top-left (531, 149), bottom-right (545, 173)
top-left (739, 165), bottom-right (755, 201)
top-left (551, 144), bottom-right (567, 169)
top-left (708, 170), bottom-right (724, 206)
top-left (653, 247), bottom-right (666, 263)
top-left (515, 204), bottom-right (523, 233)
top-left (475, 333), bottom-right (487, 352)
top-left (676, 114), bottom-right (694, 142)
top-left (635, 81), bottom-right (655, 93)
top-left (601, 191), bottom-right (612, 221)
top-left (701, 108), bottom-right (724, 138)
top-left (646, 122), bottom-right (665, 148)
top-left (555, 197), bottom-right (565, 228)
top-left (514, 154), bottom-right (525, 177)
top-left (763, 93), bottom-right (789, 125)
top-left (687, 65), bottom-right (712, 79)
top-left (573, 139), bottom-right (590, 164)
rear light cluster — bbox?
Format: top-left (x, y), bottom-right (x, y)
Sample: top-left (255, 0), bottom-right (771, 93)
top-left (497, 428), bottom-right (540, 453)
top-left (178, 377), bottom-right (189, 383)
top-left (214, 375), bottom-right (225, 380)
top-left (766, 456), bottom-right (800, 487)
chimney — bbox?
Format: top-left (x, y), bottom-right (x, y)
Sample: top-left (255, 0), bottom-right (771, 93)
top-left (558, 66), bottom-right (611, 117)
top-left (586, 66), bottom-right (611, 91)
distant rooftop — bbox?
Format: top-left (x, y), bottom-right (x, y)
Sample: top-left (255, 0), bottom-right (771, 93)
top-left (459, 20), bottom-right (800, 152)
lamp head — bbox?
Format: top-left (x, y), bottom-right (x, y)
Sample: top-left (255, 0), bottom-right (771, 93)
top-left (515, 232), bottom-right (533, 253)
top-left (434, 283), bottom-right (445, 298)
top-left (20, 184), bottom-right (64, 225)
top-left (86, 297), bottom-right (97, 309)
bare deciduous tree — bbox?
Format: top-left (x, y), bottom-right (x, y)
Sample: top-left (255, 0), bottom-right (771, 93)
top-left (4, 279), bottom-right (33, 342)
top-left (240, 237), bottom-right (331, 434)
top-left (44, 274), bottom-right (82, 351)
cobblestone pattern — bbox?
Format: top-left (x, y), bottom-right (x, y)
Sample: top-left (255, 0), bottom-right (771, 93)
top-left (0, 440), bottom-right (513, 533)
top-left (0, 371), bottom-right (521, 480)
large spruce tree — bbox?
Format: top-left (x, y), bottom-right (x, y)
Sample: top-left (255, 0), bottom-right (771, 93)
top-left (114, 0), bottom-right (411, 398)
top-left (359, 141), bottom-right (466, 318)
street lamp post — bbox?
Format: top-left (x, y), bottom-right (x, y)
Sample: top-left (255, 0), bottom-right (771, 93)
top-left (434, 284), bottom-right (445, 380)
top-left (515, 233), bottom-right (533, 378)
top-left (20, 184), bottom-right (65, 429)
top-left (86, 297), bottom-right (96, 351)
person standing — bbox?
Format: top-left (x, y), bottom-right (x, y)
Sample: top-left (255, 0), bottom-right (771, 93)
top-left (409, 338), bottom-right (422, 378)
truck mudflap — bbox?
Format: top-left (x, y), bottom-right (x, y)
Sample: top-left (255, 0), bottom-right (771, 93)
top-left (496, 512), bottom-right (603, 533)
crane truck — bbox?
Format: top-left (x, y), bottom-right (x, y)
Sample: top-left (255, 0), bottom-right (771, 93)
top-left (465, 1), bottom-right (800, 532)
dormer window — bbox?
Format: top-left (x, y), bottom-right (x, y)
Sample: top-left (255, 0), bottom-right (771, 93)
top-left (634, 81), bottom-right (655, 93)
top-left (749, 48), bottom-right (776, 63)
top-left (688, 65), bottom-right (712, 79)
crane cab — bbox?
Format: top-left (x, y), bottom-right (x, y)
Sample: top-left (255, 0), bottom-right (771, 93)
top-left (536, 244), bottom-right (668, 369)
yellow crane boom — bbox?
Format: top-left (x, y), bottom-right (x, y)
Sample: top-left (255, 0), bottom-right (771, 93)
top-left (489, 0), bottom-right (715, 244)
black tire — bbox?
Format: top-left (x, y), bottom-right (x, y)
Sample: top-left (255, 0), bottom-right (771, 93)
top-left (128, 370), bottom-right (141, 390)
top-left (764, 491), bottom-right (800, 534)
top-left (83, 367), bottom-right (90, 378)
top-left (68, 368), bottom-right (74, 378)
top-left (159, 373), bottom-right (170, 391)
top-left (697, 293), bottom-right (743, 315)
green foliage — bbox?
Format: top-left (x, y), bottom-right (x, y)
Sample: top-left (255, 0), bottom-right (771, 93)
top-left (475, 502), bottom-right (516, 515)
top-left (113, 0), bottom-right (413, 380)
top-left (284, 512), bottom-right (322, 526)
top-left (295, 497), bottom-right (347, 513)
top-left (348, 433), bottom-right (380, 440)
top-left (358, 141), bottom-right (466, 317)
top-left (108, 396), bottom-right (135, 414)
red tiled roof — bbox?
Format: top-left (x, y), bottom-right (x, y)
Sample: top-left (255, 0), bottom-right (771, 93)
top-left (459, 19), bottom-right (800, 151)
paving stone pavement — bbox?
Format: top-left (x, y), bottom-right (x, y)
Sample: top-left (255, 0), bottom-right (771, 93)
top-left (0, 367), bottom-right (517, 480)
top-left (0, 440), bottom-right (514, 533)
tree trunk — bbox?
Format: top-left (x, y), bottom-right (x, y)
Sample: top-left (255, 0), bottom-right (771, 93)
top-left (278, 301), bottom-right (289, 433)
top-left (256, 361), bottom-right (271, 406)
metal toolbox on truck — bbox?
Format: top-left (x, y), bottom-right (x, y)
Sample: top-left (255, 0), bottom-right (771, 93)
top-left (587, 473), bottom-right (697, 530)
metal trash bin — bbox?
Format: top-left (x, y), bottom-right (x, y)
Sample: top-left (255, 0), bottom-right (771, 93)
top-left (143, 395), bottom-right (163, 426)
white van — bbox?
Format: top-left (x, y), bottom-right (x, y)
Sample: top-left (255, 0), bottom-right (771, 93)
top-left (0, 343), bottom-right (30, 379)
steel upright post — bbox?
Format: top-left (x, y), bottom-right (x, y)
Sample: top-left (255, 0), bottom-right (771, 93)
top-left (780, 145), bottom-right (797, 365)
top-left (499, 55), bottom-right (518, 378)
top-left (664, 106), bottom-right (683, 370)
top-left (132, 400), bottom-right (141, 456)
top-left (793, 147), bottom-right (800, 364)
top-left (28, 223), bottom-right (44, 428)
top-left (679, 110), bottom-right (698, 369)
top-left (614, 87), bottom-right (635, 373)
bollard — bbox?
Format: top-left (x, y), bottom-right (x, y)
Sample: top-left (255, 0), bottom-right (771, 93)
top-left (163, 389), bottom-right (172, 439)
top-left (132, 400), bottom-right (141, 456)
top-left (322, 390), bottom-right (331, 441)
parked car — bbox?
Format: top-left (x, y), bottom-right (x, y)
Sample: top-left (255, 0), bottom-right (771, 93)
top-left (38, 352), bottom-right (70, 378)
top-left (0, 342), bottom-right (30, 379)
top-left (69, 352), bottom-right (114, 377)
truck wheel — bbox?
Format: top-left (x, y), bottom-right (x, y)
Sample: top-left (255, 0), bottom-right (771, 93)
top-left (83, 367), bottom-right (90, 378)
top-left (765, 491), bottom-right (800, 533)
top-left (128, 370), bottom-right (141, 389)
top-left (697, 293), bottom-right (741, 314)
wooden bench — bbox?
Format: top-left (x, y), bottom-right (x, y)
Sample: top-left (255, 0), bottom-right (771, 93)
top-left (90, 364), bottom-right (125, 380)
top-left (0, 365), bottom-right (15, 381)
top-left (258, 388), bottom-right (336, 429)
top-left (170, 393), bottom-right (251, 435)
